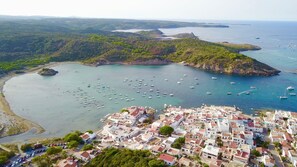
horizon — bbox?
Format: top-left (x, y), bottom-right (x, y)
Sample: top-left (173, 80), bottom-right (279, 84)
top-left (1, 14), bottom-right (297, 23)
top-left (0, 0), bottom-right (297, 22)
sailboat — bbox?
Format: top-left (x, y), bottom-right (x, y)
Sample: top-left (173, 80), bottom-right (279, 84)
top-left (280, 89), bottom-right (288, 99)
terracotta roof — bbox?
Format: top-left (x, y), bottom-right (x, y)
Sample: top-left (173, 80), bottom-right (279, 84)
top-left (81, 151), bottom-right (90, 159)
top-left (230, 142), bottom-right (238, 149)
top-left (284, 132), bottom-right (293, 141)
top-left (159, 154), bottom-right (175, 163)
top-left (81, 134), bottom-right (89, 140)
top-left (174, 115), bottom-right (183, 121)
top-left (130, 108), bottom-right (140, 117)
top-left (247, 121), bottom-right (254, 127)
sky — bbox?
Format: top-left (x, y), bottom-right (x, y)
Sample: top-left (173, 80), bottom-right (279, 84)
top-left (0, 0), bottom-right (297, 21)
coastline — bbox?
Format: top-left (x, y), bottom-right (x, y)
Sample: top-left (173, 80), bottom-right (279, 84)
top-left (0, 62), bottom-right (78, 138)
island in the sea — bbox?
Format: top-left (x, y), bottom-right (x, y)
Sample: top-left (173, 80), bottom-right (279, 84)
top-left (38, 68), bottom-right (58, 76)
top-left (1, 105), bottom-right (295, 167)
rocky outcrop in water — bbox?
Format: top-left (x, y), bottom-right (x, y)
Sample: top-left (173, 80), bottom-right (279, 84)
top-left (38, 68), bottom-right (58, 76)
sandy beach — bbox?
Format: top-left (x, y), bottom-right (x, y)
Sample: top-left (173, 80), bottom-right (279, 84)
top-left (0, 62), bottom-right (75, 138)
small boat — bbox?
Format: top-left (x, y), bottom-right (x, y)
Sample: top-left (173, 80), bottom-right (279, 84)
top-left (230, 82), bottom-right (236, 85)
top-left (189, 86), bottom-right (195, 89)
top-left (194, 77), bottom-right (198, 80)
top-left (148, 96), bottom-right (152, 99)
top-left (211, 77), bottom-right (217, 80)
top-left (149, 89), bottom-right (153, 92)
top-left (289, 93), bottom-right (296, 96)
top-left (250, 86), bottom-right (256, 89)
top-left (164, 79), bottom-right (168, 81)
top-left (245, 91), bottom-right (250, 95)
top-left (177, 81), bottom-right (181, 84)
top-left (169, 94), bottom-right (174, 97)
top-left (183, 74), bottom-right (187, 77)
top-left (151, 85), bottom-right (154, 87)
top-left (280, 96), bottom-right (288, 99)
top-left (227, 92), bottom-right (232, 95)
top-left (287, 86), bottom-right (295, 91)
top-left (206, 92), bottom-right (212, 95)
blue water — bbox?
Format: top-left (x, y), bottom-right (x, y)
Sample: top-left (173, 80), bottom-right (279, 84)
top-left (1, 21), bottom-right (297, 143)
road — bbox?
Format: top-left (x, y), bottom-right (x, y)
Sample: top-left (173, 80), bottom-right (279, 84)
top-left (0, 144), bottom-right (11, 152)
top-left (268, 144), bottom-right (284, 167)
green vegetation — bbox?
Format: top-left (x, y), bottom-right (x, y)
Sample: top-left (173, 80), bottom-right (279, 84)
top-left (159, 125), bottom-right (174, 136)
top-left (251, 149), bottom-right (261, 157)
top-left (63, 131), bottom-right (83, 143)
top-left (121, 109), bottom-right (129, 113)
top-left (0, 16), bottom-right (279, 76)
top-left (82, 144), bottom-right (94, 151)
top-left (86, 147), bottom-right (166, 167)
top-left (171, 137), bottom-right (185, 149)
top-left (0, 149), bottom-right (15, 166)
top-left (216, 136), bottom-right (223, 147)
top-left (46, 146), bottom-right (62, 155)
top-left (21, 143), bottom-right (33, 152)
top-left (217, 42), bottom-right (261, 52)
top-left (63, 131), bottom-right (83, 149)
top-left (32, 154), bottom-right (53, 166)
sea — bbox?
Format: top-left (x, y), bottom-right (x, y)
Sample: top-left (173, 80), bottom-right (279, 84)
top-left (1, 21), bottom-right (297, 143)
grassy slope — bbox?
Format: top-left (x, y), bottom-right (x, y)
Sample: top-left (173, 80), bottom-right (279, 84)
top-left (0, 17), bottom-right (279, 76)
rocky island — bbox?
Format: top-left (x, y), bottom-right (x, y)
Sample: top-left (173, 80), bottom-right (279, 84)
top-left (38, 68), bottom-right (58, 76)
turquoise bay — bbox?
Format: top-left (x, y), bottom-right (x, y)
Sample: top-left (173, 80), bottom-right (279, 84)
top-left (1, 21), bottom-right (297, 142)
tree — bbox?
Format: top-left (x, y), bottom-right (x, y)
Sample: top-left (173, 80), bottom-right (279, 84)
top-left (148, 159), bottom-right (165, 167)
top-left (159, 125), bottom-right (174, 136)
top-left (64, 132), bottom-right (83, 143)
top-left (171, 137), bottom-right (185, 149)
top-left (21, 143), bottom-right (33, 152)
top-left (251, 149), bottom-right (261, 157)
top-left (0, 156), bottom-right (8, 165)
top-left (46, 147), bottom-right (62, 155)
top-left (68, 141), bottom-right (79, 149)
top-left (32, 154), bottom-right (51, 167)
top-left (82, 144), bottom-right (93, 151)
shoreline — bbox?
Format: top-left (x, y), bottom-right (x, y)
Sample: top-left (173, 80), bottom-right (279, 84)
top-left (0, 62), bottom-right (79, 138)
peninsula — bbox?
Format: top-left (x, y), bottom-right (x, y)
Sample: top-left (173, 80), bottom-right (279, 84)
top-left (0, 16), bottom-right (280, 77)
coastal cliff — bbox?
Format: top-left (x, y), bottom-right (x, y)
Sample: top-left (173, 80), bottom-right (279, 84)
top-left (188, 59), bottom-right (280, 76)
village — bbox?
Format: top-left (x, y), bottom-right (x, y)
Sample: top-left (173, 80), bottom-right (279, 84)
top-left (95, 105), bottom-right (297, 167)
top-left (3, 105), bottom-right (297, 167)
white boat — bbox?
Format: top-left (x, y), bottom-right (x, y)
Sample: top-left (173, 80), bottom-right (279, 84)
top-left (177, 81), bottom-right (181, 84)
top-left (250, 86), bottom-right (256, 89)
top-left (148, 96), bottom-right (152, 99)
top-left (206, 92), bottom-right (212, 95)
top-left (287, 86), bottom-right (295, 91)
top-left (280, 96), bottom-right (288, 99)
top-left (211, 77), bottom-right (217, 80)
top-left (230, 82), bottom-right (236, 85)
top-left (169, 94), bottom-right (174, 97)
top-left (227, 92), bottom-right (232, 95)
top-left (289, 93), bottom-right (296, 96)
top-left (189, 86), bottom-right (195, 89)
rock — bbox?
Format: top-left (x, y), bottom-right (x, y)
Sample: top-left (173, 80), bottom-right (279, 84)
top-left (38, 68), bottom-right (58, 76)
